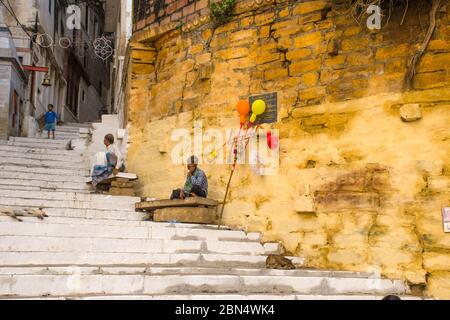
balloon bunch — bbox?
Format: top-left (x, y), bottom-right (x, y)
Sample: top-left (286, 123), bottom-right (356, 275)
top-left (237, 99), bottom-right (266, 125)
top-left (236, 99), bottom-right (278, 151)
top-left (217, 98), bottom-right (278, 228)
top-left (207, 98), bottom-right (279, 163)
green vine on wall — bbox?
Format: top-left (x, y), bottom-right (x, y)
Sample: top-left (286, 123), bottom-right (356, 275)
top-left (210, 0), bottom-right (236, 26)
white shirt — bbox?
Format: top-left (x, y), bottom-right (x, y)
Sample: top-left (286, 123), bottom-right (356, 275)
top-left (106, 143), bottom-right (123, 170)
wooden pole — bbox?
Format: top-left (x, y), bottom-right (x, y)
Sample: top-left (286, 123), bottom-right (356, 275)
top-left (217, 164), bottom-right (236, 229)
top-left (217, 127), bottom-right (253, 229)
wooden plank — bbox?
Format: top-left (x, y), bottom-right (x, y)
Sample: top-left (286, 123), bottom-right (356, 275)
top-left (153, 207), bottom-right (218, 224)
top-left (136, 197), bottom-right (219, 210)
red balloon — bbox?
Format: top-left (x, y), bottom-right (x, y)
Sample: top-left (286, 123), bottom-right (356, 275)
top-left (267, 131), bottom-right (279, 150)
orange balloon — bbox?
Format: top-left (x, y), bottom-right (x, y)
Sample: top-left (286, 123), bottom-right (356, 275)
top-left (239, 114), bottom-right (247, 125)
top-left (236, 100), bottom-right (250, 116)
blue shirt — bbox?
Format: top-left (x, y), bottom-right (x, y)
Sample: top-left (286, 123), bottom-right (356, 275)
top-left (184, 168), bottom-right (208, 196)
top-left (44, 111), bottom-right (57, 124)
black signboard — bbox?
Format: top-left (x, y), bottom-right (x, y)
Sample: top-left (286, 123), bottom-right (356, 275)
top-left (248, 92), bottom-right (278, 124)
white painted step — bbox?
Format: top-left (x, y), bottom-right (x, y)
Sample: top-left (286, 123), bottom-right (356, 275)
top-left (0, 184), bottom-right (41, 191)
top-left (0, 266), bottom-right (377, 278)
top-left (0, 141), bottom-right (69, 149)
top-left (0, 164), bottom-right (88, 176)
top-left (0, 157), bottom-right (87, 169)
top-left (0, 273), bottom-right (406, 297)
top-left (0, 215), bottom-right (238, 230)
top-left (0, 144), bottom-right (83, 156)
top-left (0, 252), bottom-right (279, 268)
top-left (34, 135), bottom-right (80, 141)
top-left (63, 122), bottom-right (92, 128)
top-left (0, 184), bottom-right (88, 193)
top-left (0, 190), bottom-right (138, 203)
top-left (34, 131), bottom-right (80, 138)
top-left (49, 294), bottom-right (424, 300)
top-left (0, 220), bottom-right (262, 242)
top-left (40, 129), bottom-right (81, 136)
top-left (0, 150), bottom-right (85, 164)
top-left (0, 179), bottom-right (89, 191)
top-left (0, 235), bottom-right (281, 255)
top-left (0, 208), bottom-right (147, 221)
top-left (0, 198), bottom-right (136, 211)
top-left (9, 137), bottom-right (70, 145)
top-left (55, 126), bottom-right (83, 132)
top-left (0, 171), bottom-right (86, 183)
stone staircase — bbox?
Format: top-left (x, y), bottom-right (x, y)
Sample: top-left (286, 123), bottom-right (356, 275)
top-left (0, 125), bottom-right (420, 299)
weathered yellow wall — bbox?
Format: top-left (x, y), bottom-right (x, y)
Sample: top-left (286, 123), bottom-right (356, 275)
top-left (127, 0), bottom-right (450, 298)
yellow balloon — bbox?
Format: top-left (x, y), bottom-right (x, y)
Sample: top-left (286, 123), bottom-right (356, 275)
top-left (249, 99), bottom-right (266, 123)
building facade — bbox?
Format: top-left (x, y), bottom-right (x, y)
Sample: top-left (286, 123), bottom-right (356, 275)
top-left (0, 0), bottom-right (113, 138)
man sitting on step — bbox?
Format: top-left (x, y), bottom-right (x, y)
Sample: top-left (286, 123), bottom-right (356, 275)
top-left (170, 155), bottom-right (208, 200)
top-left (91, 134), bottom-right (124, 188)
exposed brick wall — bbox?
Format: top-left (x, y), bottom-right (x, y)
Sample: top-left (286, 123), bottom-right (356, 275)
top-left (130, 0), bottom-right (450, 119)
top-left (127, 0), bottom-right (450, 299)
top-left (134, 0), bottom-right (211, 31)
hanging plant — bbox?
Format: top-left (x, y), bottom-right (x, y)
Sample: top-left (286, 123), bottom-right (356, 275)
top-left (210, 0), bottom-right (236, 27)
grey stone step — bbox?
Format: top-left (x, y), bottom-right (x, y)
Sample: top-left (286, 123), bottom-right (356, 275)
top-left (0, 144), bottom-right (84, 156)
top-left (0, 273), bottom-right (406, 297)
top-left (0, 157), bottom-right (87, 169)
top-left (0, 235), bottom-right (281, 255)
top-left (0, 164), bottom-right (88, 176)
top-left (0, 220), bottom-right (262, 242)
top-left (0, 179), bottom-right (89, 191)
